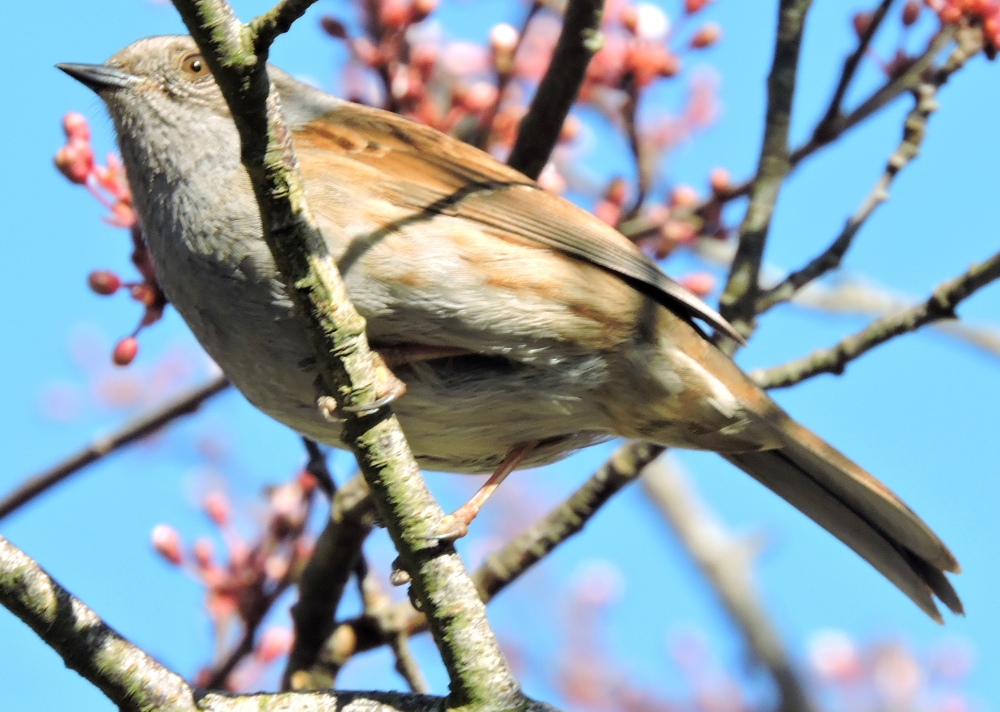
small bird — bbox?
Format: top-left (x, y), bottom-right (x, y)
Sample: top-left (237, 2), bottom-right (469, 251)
top-left (59, 35), bottom-right (961, 620)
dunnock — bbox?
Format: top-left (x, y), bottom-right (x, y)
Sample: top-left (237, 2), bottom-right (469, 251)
top-left (59, 35), bottom-right (960, 620)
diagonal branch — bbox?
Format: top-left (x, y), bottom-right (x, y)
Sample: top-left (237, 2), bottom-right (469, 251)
top-left (283, 473), bottom-right (374, 690)
top-left (334, 441), bottom-right (666, 660)
top-left (167, 1), bottom-right (523, 707)
top-left (751, 248), bottom-right (1000, 389)
top-left (717, 0), bottom-right (813, 346)
top-left (814, 0), bottom-right (896, 138)
top-left (506, 0), bottom-right (605, 179)
top-left (755, 83), bottom-right (939, 314)
top-left (0, 534), bottom-right (199, 712)
top-left (642, 460), bottom-right (816, 712)
top-left (0, 375), bottom-right (230, 522)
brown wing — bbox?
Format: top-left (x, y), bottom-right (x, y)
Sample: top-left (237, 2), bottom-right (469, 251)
top-left (287, 97), bottom-right (744, 345)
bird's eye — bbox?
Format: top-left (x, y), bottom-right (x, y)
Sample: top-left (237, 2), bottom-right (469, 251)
top-left (181, 53), bottom-right (209, 78)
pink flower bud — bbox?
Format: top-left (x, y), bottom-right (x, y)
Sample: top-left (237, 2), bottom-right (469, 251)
top-left (593, 200), bottom-right (621, 226)
top-left (256, 627), bottom-right (293, 663)
top-left (412, 0), bottom-right (437, 21)
top-left (690, 22), bottom-right (721, 48)
top-left (54, 140), bottom-right (94, 185)
top-left (151, 524), bottom-right (182, 565)
top-left (378, 0), bottom-right (410, 29)
top-left (62, 112), bottom-right (90, 141)
top-left (112, 337), bottom-right (138, 366)
top-left (87, 270), bottom-right (121, 295)
top-left (709, 167), bottom-right (730, 194)
top-left (678, 271), bottom-right (715, 296)
top-left (129, 283), bottom-right (156, 306)
top-left (192, 538), bottom-right (214, 569)
top-left (203, 491), bottom-right (230, 526)
top-left (457, 82), bottom-right (498, 113)
top-left (669, 184), bottom-right (699, 208)
top-left (490, 23), bottom-right (519, 53)
top-left (684, 0), bottom-right (711, 13)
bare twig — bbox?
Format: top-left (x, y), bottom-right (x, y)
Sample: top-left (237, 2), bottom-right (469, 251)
top-left (756, 83), bottom-right (939, 314)
top-left (752, 249), bottom-right (1000, 389)
top-left (0, 534), bottom-right (199, 712)
top-left (507, 0), bottom-right (606, 179)
top-left (475, 0), bottom-right (542, 149)
top-left (620, 73), bottom-right (650, 221)
top-left (642, 460), bottom-right (816, 712)
top-left (717, 0), bottom-right (813, 345)
top-left (0, 375), bottom-right (229, 522)
top-left (814, 0), bottom-right (896, 137)
top-left (169, 0), bottom-right (523, 706)
top-left (248, 0), bottom-right (321, 52)
top-left (390, 631), bottom-right (430, 694)
top-left (283, 473), bottom-right (375, 690)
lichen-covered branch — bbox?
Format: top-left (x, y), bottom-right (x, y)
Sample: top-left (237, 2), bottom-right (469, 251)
top-left (751, 248), bottom-right (1000, 389)
top-left (0, 375), bottom-right (229, 522)
top-left (167, 0), bottom-right (524, 708)
top-left (718, 0), bottom-right (812, 345)
top-left (506, 0), bottom-right (605, 179)
top-left (0, 534), bottom-right (199, 712)
top-left (642, 461), bottom-right (816, 712)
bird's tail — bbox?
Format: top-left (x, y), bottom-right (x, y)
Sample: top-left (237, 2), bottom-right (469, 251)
top-left (723, 416), bottom-right (962, 622)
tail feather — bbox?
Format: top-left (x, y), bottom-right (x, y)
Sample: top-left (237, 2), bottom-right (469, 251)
top-left (723, 445), bottom-right (962, 622)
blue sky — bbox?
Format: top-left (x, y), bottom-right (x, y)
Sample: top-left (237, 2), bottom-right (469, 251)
top-left (2, 0), bottom-right (999, 709)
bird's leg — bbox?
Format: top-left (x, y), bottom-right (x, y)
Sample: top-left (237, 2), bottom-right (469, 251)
top-left (426, 441), bottom-right (538, 542)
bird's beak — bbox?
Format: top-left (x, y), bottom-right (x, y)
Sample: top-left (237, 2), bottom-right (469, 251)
top-left (56, 63), bottom-right (137, 93)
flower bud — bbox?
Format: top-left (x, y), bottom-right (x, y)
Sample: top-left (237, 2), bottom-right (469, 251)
top-left (320, 16), bottom-right (348, 39)
top-left (902, 0), bottom-right (921, 26)
top-left (669, 184), bottom-right (699, 208)
top-left (62, 112), bottom-right (90, 141)
top-left (690, 22), bottom-right (721, 48)
top-left (709, 167), bottom-right (730, 194)
top-left (679, 271), bottom-right (715, 296)
top-left (204, 491), bottom-right (230, 526)
top-left (87, 270), bottom-right (121, 295)
top-left (112, 336), bottom-right (138, 366)
top-left (256, 627), bottom-right (293, 663)
top-left (151, 524), bottom-right (182, 565)
top-left (411, 0), bottom-right (437, 22)
top-left (684, 0), bottom-right (711, 13)
top-left (852, 11), bottom-right (873, 38)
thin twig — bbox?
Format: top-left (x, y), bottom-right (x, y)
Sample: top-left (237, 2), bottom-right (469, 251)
top-left (621, 72), bottom-right (650, 221)
top-left (390, 631), bottom-right (429, 694)
top-left (717, 0), bottom-right (813, 346)
top-left (755, 83), bottom-right (939, 314)
top-left (283, 473), bottom-right (375, 690)
top-left (475, 0), bottom-right (542, 149)
top-left (0, 375), bottom-right (229, 521)
top-left (815, 0), bottom-right (896, 137)
top-left (642, 460), bottom-right (816, 712)
top-left (751, 248), bottom-right (1000, 389)
top-left (507, 0), bottom-right (606, 179)
top-left (248, 0), bottom-right (322, 53)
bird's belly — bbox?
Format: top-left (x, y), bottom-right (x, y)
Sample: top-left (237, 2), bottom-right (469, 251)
top-left (152, 242), bottom-right (617, 473)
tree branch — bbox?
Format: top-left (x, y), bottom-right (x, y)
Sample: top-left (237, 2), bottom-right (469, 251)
top-left (755, 83), bottom-right (939, 314)
top-left (506, 0), bottom-right (605, 179)
top-left (284, 473), bottom-right (375, 690)
top-left (0, 534), bottom-right (199, 712)
top-left (337, 441), bottom-right (666, 659)
top-left (814, 0), bottom-right (896, 138)
top-left (642, 460), bottom-right (816, 712)
top-left (718, 0), bottom-right (813, 346)
top-left (0, 375), bottom-right (229, 522)
top-left (167, 1), bottom-right (523, 707)
top-left (751, 248), bottom-right (1000, 389)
